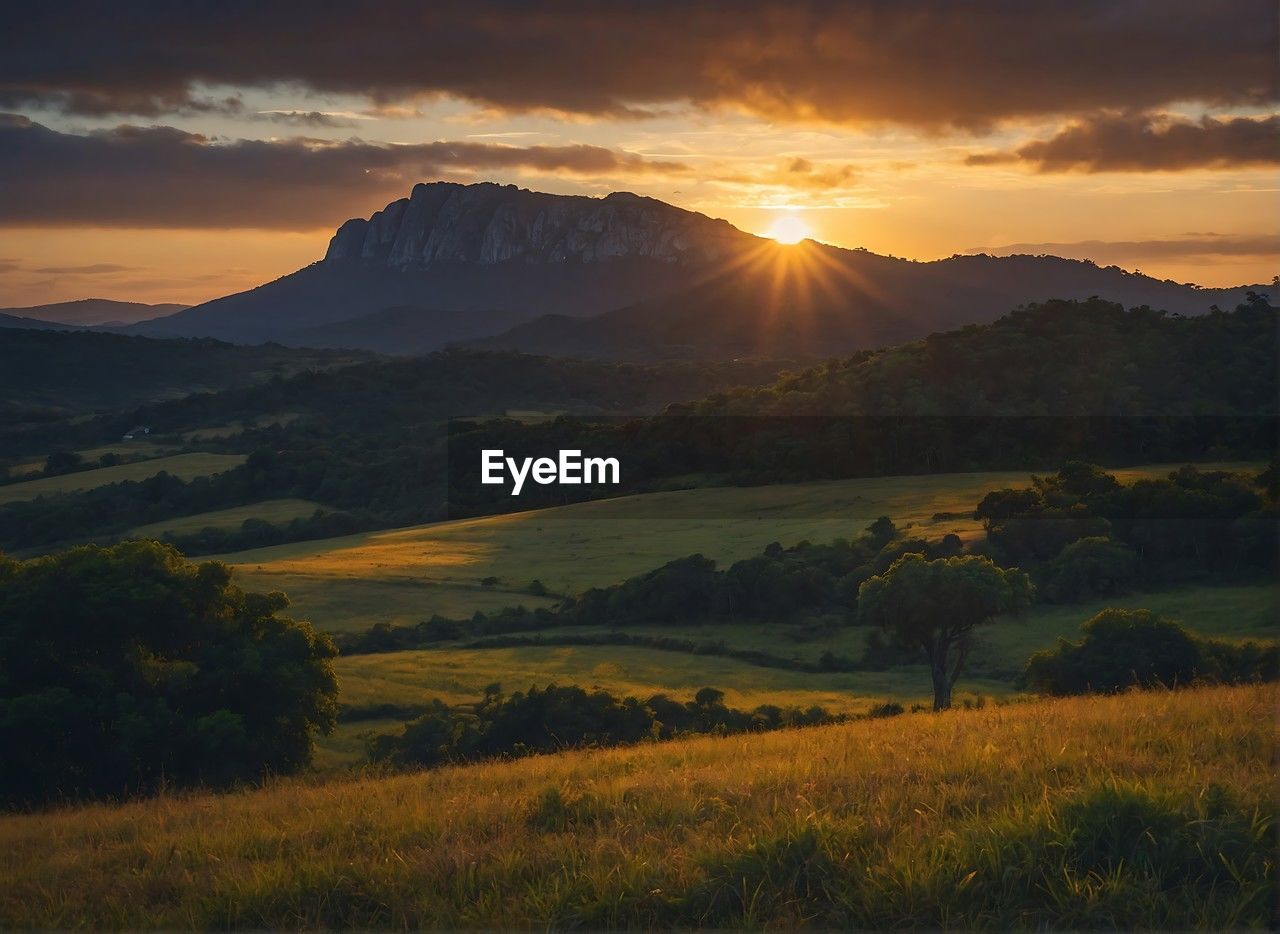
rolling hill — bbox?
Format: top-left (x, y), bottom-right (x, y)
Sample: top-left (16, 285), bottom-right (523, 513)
top-left (0, 684), bottom-right (1270, 928)
top-left (0, 298), bottom-right (188, 327)
top-left (471, 244), bottom-right (1268, 361)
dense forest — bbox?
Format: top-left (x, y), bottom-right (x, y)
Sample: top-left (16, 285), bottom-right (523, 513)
top-left (678, 297), bottom-right (1277, 416)
top-left (445, 299), bottom-right (1277, 514)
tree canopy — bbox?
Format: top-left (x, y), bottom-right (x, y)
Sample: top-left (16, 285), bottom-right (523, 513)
top-left (0, 540), bottom-right (338, 805)
top-left (1021, 609), bottom-right (1278, 695)
top-left (859, 554), bottom-right (1033, 710)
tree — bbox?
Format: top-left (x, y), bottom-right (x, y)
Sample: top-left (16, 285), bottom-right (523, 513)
top-left (42, 450), bottom-right (83, 476)
top-left (0, 541), bottom-right (337, 805)
top-left (1039, 536), bottom-right (1138, 602)
top-left (858, 554), bottom-right (1033, 710)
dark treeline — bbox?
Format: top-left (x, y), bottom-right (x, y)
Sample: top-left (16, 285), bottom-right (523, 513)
top-left (0, 328), bottom-right (370, 418)
top-left (681, 297), bottom-right (1278, 417)
top-left (0, 348), bottom-right (784, 460)
top-left (333, 517), bottom-right (939, 656)
top-left (447, 299), bottom-right (1277, 515)
top-left (977, 461), bottom-right (1276, 601)
top-left (445, 413), bottom-right (1273, 516)
top-left (366, 684), bottom-right (845, 771)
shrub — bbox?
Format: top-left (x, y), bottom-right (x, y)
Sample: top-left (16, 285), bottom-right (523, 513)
top-left (0, 541), bottom-right (337, 805)
top-left (1021, 608), bottom-right (1277, 695)
top-left (1038, 536), bottom-right (1139, 602)
top-left (367, 685), bottom-right (839, 769)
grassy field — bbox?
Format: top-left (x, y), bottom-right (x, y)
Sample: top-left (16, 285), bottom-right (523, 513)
top-left (315, 578), bottom-right (1276, 766)
top-left (1, 684), bottom-right (1271, 929)
top-left (128, 498), bottom-right (329, 538)
top-left (0, 452), bottom-right (246, 504)
top-left (224, 461), bottom-right (1259, 632)
top-left (180, 412), bottom-right (302, 442)
top-left (320, 644), bottom-right (1009, 768)
top-left (5, 439), bottom-right (176, 477)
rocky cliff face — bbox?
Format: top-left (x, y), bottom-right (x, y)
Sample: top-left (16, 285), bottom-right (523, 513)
top-left (324, 182), bottom-right (748, 268)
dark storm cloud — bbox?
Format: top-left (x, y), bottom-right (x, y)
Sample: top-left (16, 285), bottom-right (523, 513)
top-left (966, 113), bottom-right (1280, 172)
top-left (0, 116), bottom-right (688, 229)
top-left (2, 1), bottom-right (1274, 129)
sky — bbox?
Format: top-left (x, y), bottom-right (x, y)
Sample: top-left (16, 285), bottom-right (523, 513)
top-left (0, 0), bottom-right (1276, 307)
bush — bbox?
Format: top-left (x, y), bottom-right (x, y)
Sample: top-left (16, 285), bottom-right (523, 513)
top-left (1021, 608), bottom-right (1277, 695)
top-left (1038, 536), bottom-right (1138, 602)
top-left (0, 541), bottom-right (337, 805)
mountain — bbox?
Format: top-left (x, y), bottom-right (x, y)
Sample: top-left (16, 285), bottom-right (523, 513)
top-left (468, 242), bottom-right (1269, 361)
top-left (0, 298), bottom-right (187, 327)
top-left (132, 182), bottom-right (1266, 358)
top-left (133, 182), bottom-right (745, 349)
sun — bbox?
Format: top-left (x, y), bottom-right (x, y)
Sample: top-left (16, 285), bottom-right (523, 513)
top-left (764, 212), bottom-right (810, 245)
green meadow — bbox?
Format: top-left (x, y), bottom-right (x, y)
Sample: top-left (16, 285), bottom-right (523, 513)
top-left (223, 461), bottom-right (1260, 632)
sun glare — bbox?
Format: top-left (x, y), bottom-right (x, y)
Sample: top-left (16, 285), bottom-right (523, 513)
top-left (765, 212), bottom-right (810, 245)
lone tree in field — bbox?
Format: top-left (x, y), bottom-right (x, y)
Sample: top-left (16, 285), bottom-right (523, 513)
top-left (858, 553), bottom-right (1032, 710)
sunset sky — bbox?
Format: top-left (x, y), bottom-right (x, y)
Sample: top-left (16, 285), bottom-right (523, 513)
top-left (1, 1), bottom-right (1276, 307)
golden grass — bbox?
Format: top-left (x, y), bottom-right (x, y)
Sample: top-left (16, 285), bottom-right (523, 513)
top-left (224, 461), bottom-right (1259, 632)
top-left (332, 644), bottom-right (1002, 714)
top-left (127, 498), bottom-right (329, 538)
top-left (0, 684), bottom-right (1271, 928)
top-left (0, 453), bottom-right (246, 504)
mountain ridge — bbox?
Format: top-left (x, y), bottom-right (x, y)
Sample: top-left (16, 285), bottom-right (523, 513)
top-left (0, 298), bottom-right (188, 328)
top-left (126, 183), bottom-right (1267, 358)
top-left (323, 182), bottom-right (748, 269)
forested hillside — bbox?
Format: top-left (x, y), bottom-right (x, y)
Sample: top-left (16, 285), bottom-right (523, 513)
top-left (0, 352), bottom-right (785, 551)
top-left (3, 299), bottom-right (1272, 554)
top-left (676, 297), bottom-right (1277, 416)
top-left (0, 329), bottom-right (371, 415)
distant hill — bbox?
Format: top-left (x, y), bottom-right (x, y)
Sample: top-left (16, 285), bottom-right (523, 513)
top-left (0, 312), bottom-right (74, 331)
top-left (129, 182), bottom-right (1264, 358)
top-left (469, 243), bottom-right (1269, 361)
top-left (0, 298), bottom-right (188, 327)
